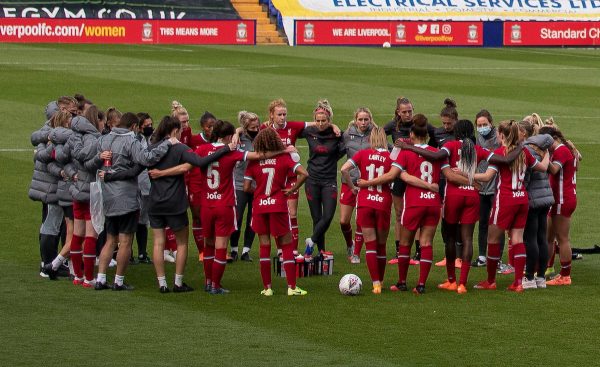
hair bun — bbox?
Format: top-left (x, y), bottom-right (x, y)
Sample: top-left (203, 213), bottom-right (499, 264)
top-left (444, 98), bottom-right (456, 108)
top-left (412, 113), bottom-right (428, 127)
top-left (171, 100), bottom-right (182, 111)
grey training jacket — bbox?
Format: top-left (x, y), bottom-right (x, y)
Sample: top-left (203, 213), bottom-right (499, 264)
top-left (476, 127), bottom-right (501, 196)
top-left (342, 124), bottom-right (373, 185)
top-left (524, 134), bottom-right (555, 209)
top-left (97, 127), bottom-right (170, 216)
top-left (234, 132), bottom-right (255, 191)
top-left (69, 116), bottom-right (103, 203)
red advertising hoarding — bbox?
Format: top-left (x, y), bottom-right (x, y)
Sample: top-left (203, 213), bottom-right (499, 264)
top-left (0, 18), bottom-right (256, 45)
top-left (504, 21), bottom-right (600, 46)
top-left (296, 20), bottom-right (483, 46)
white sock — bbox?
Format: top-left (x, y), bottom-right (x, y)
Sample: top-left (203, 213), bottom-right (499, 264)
top-left (231, 246), bottom-right (238, 253)
top-left (157, 276), bottom-right (167, 288)
top-left (174, 274), bottom-right (183, 287)
top-left (242, 247), bottom-right (250, 254)
top-left (68, 261), bottom-right (75, 276)
top-left (52, 255), bottom-right (66, 270)
top-left (115, 274), bottom-right (124, 286)
top-left (173, 250), bottom-right (178, 260)
top-left (96, 273), bottom-right (107, 284)
top-left (479, 256), bottom-right (486, 262)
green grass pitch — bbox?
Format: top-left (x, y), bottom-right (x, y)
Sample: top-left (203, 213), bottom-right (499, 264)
top-left (1, 44), bottom-right (599, 366)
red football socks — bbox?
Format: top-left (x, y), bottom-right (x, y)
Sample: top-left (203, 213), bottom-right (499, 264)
top-left (353, 226), bottom-right (364, 256)
top-left (192, 218), bottom-right (204, 254)
top-left (281, 243), bottom-right (296, 289)
top-left (70, 234), bottom-right (84, 278)
top-left (290, 217), bottom-right (299, 251)
top-left (203, 246), bottom-right (215, 286)
top-left (418, 246), bottom-right (433, 286)
top-left (211, 248), bottom-right (227, 289)
top-left (397, 245), bottom-right (411, 284)
top-left (83, 236), bottom-right (96, 282)
top-left (365, 240), bottom-right (379, 282)
top-left (487, 243), bottom-right (501, 284)
top-left (560, 260), bottom-right (572, 277)
top-left (513, 242), bottom-right (526, 286)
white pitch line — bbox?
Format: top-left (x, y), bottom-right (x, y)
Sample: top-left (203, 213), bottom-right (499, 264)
top-left (0, 61), bottom-right (598, 71)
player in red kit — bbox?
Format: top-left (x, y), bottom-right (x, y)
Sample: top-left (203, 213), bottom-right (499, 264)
top-left (472, 120), bottom-right (549, 293)
top-left (244, 128), bottom-right (309, 296)
top-left (262, 99), bottom-right (340, 254)
top-left (359, 115), bottom-right (443, 295)
top-left (186, 111), bottom-right (216, 262)
top-left (539, 126), bottom-right (578, 286)
top-left (341, 127), bottom-right (394, 294)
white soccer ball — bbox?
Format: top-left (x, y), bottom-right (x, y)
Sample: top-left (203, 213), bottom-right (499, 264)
top-left (382, 42), bottom-right (391, 48)
top-left (339, 274), bottom-right (362, 296)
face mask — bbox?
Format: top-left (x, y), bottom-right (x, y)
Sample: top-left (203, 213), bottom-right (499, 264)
top-left (477, 126), bottom-right (492, 137)
top-left (247, 130), bottom-right (258, 139)
top-left (143, 126), bottom-right (154, 137)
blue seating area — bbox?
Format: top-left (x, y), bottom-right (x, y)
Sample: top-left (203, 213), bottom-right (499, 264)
top-left (260, 0), bottom-right (283, 29)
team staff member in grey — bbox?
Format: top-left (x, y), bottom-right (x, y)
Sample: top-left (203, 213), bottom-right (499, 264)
top-left (473, 110), bottom-right (505, 267)
top-left (230, 111), bottom-right (260, 262)
top-left (147, 116), bottom-right (233, 293)
top-left (94, 112), bottom-right (172, 291)
top-left (341, 107), bottom-right (375, 263)
top-left (303, 100), bottom-right (346, 257)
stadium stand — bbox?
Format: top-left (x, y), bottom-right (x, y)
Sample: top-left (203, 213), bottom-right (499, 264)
top-left (230, 0), bottom-right (287, 44)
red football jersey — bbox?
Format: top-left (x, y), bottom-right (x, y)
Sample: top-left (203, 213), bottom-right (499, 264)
top-left (394, 145), bottom-right (443, 208)
top-left (187, 133), bottom-right (211, 193)
top-left (244, 154), bottom-right (301, 214)
top-left (260, 121), bottom-right (307, 147)
top-left (349, 149), bottom-right (392, 212)
top-left (549, 144), bottom-right (577, 204)
top-left (441, 140), bottom-right (492, 197)
top-left (196, 143), bottom-right (247, 207)
top-left (489, 146), bottom-right (538, 205)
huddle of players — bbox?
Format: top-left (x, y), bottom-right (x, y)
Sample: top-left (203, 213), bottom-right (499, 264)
top-left (342, 97), bottom-right (579, 295)
top-left (30, 95), bottom-right (578, 296)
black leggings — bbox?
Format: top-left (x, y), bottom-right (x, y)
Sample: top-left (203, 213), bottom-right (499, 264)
top-left (136, 224), bottom-right (148, 256)
top-left (524, 205), bottom-right (550, 279)
top-left (230, 190), bottom-right (255, 250)
top-left (305, 180), bottom-right (338, 251)
top-left (478, 194), bottom-right (505, 258)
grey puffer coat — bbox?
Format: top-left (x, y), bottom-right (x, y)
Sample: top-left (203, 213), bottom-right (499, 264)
top-left (68, 116), bottom-right (103, 202)
top-left (524, 134), bottom-right (555, 209)
top-left (49, 127), bottom-right (76, 206)
top-left (28, 126), bottom-right (58, 203)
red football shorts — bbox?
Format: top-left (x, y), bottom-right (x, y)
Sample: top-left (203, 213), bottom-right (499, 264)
top-left (201, 205), bottom-right (237, 238)
top-left (490, 202), bottom-right (528, 230)
top-left (356, 207), bottom-right (391, 230)
top-left (339, 182), bottom-right (357, 207)
top-left (401, 205), bottom-right (440, 232)
top-left (443, 194), bottom-right (480, 224)
top-left (251, 212), bottom-right (291, 237)
top-left (550, 199), bottom-right (577, 218)
top-left (73, 200), bottom-right (91, 221)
